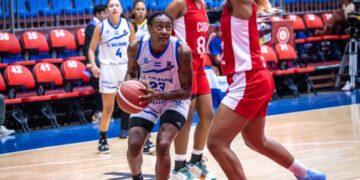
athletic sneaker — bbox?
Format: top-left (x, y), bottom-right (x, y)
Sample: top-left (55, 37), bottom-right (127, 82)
top-left (0, 126), bottom-right (15, 136)
top-left (143, 139), bottom-right (155, 154)
top-left (341, 81), bottom-right (355, 91)
top-left (296, 169), bottom-right (326, 180)
top-left (188, 159), bottom-right (216, 180)
top-left (91, 111), bottom-right (102, 124)
top-left (170, 166), bottom-right (197, 180)
top-left (98, 139), bottom-right (110, 154)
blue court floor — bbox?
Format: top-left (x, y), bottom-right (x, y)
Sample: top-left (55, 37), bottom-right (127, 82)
top-left (1, 90), bottom-right (360, 154)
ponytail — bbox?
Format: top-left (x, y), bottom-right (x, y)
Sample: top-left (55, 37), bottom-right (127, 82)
top-left (253, 0), bottom-right (276, 13)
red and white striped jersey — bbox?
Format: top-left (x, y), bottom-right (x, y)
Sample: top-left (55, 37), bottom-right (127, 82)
top-left (220, 2), bottom-right (265, 77)
top-left (173, 0), bottom-right (209, 58)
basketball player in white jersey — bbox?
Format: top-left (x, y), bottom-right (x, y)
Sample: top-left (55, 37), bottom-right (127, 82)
top-left (88, 0), bottom-right (135, 154)
top-left (125, 12), bottom-right (193, 180)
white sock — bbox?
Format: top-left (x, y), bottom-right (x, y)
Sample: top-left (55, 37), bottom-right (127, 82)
top-left (288, 159), bottom-right (309, 178)
top-left (175, 154), bottom-right (187, 161)
top-left (192, 149), bottom-right (203, 155)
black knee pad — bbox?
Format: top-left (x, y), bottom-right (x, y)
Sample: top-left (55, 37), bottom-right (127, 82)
top-left (160, 110), bottom-right (186, 130)
top-left (129, 117), bottom-right (155, 133)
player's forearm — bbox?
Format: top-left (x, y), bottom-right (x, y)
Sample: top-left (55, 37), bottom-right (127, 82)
top-left (88, 49), bottom-right (97, 67)
top-left (154, 88), bottom-right (191, 100)
top-left (124, 72), bottom-right (137, 81)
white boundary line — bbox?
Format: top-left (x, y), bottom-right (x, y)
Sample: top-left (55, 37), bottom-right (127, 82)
top-left (0, 139), bottom-right (360, 170)
top-left (0, 104), bottom-right (358, 156)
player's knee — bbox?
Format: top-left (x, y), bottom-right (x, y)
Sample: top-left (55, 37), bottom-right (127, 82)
top-left (128, 139), bottom-right (144, 156)
top-left (156, 140), bottom-right (171, 156)
top-left (207, 138), bottom-right (219, 154)
top-left (244, 137), bottom-right (267, 152)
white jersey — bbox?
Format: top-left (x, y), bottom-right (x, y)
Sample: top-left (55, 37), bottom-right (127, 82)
top-left (132, 35), bottom-right (191, 120)
top-left (98, 18), bottom-right (130, 65)
top-left (135, 20), bottom-right (149, 39)
top-left (136, 35), bottom-right (189, 110)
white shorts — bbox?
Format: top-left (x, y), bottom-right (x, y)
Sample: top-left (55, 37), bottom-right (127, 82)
top-left (130, 99), bottom-right (190, 125)
top-left (99, 63), bottom-right (127, 94)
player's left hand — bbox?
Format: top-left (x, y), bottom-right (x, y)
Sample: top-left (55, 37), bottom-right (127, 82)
top-left (138, 88), bottom-right (159, 104)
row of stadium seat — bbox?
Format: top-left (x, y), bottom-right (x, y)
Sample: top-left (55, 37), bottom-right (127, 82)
top-left (0, 28), bottom-right (85, 63)
top-left (1, 59), bottom-right (95, 132)
top-left (271, 13), bottom-right (349, 64)
top-left (261, 43), bottom-right (317, 98)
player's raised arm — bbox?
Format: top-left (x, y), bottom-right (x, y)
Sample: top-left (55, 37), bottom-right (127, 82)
top-left (125, 40), bottom-right (140, 81)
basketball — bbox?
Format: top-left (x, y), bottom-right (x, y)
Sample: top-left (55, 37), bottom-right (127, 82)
top-left (116, 80), bottom-right (149, 114)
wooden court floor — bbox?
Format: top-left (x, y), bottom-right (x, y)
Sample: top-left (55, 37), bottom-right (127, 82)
top-left (0, 105), bottom-right (360, 180)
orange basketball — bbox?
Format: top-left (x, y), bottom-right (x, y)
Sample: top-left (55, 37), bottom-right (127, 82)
top-left (116, 80), bottom-right (149, 114)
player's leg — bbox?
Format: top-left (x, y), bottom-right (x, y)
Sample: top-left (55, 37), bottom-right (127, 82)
top-left (98, 93), bottom-right (116, 154)
top-left (127, 114), bottom-right (155, 179)
top-left (157, 110), bottom-right (185, 180)
top-left (207, 104), bottom-right (249, 179)
top-left (172, 71), bottom-right (198, 177)
top-left (188, 70), bottom-right (215, 179)
top-left (97, 64), bottom-right (118, 153)
top-left (173, 98), bottom-right (196, 171)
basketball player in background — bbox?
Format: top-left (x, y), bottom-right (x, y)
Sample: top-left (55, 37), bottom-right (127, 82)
top-left (166, 0), bottom-right (216, 179)
top-left (88, 0), bottom-right (135, 154)
top-left (125, 12), bottom-right (193, 180)
top-left (207, 0), bottom-right (326, 180)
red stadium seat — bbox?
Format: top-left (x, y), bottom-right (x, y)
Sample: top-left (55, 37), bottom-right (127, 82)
top-left (75, 28), bottom-right (85, 47)
top-left (5, 65), bottom-right (35, 90)
top-left (303, 13), bottom-right (323, 29)
top-left (321, 13), bottom-right (332, 25)
top-left (33, 62), bottom-right (63, 86)
top-left (0, 32), bottom-right (21, 54)
top-left (61, 60), bottom-right (95, 98)
top-left (275, 43), bottom-right (298, 60)
top-left (61, 60), bottom-right (90, 83)
top-left (0, 32), bottom-right (22, 63)
top-left (0, 73), bottom-right (6, 92)
top-left (286, 15), bottom-right (305, 31)
top-left (260, 45), bottom-right (278, 63)
top-left (274, 43), bottom-right (316, 95)
top-left (49, 29), bottom-right (77, 50)
top-left (21, 31), bottom-right (49, 53)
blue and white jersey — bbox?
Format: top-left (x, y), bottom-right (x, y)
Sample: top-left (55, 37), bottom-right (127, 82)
top-left (136, 35), bottom-right (187, 107)
top-left (98, 18), bottom-right (130, 65)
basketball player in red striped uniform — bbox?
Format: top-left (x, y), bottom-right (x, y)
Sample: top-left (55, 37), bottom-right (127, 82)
top-left (166, 0), bottom-right (216, 179)
top-left (207, 0), bottom-right (326, 180)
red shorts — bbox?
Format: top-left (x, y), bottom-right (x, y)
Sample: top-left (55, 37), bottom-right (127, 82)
top-left (221, 69), bottom-right (274, 119)
top-left (192, 56), bottom-right (211, 96)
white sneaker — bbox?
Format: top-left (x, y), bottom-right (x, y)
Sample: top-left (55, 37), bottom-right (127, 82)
top-left (92, 111), bottom-right (102, 124)
top-left (188, 160), bottom-right (216, 180)
top-left (0, 126), bottom-right (15, 136)
top-left (341, 81), bottom-right (355, 91)
top-left (170, 166), bottom-right (198, 180)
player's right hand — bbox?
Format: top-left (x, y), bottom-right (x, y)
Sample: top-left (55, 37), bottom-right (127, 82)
top-left (91, 65), bottom-right (100, 78)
